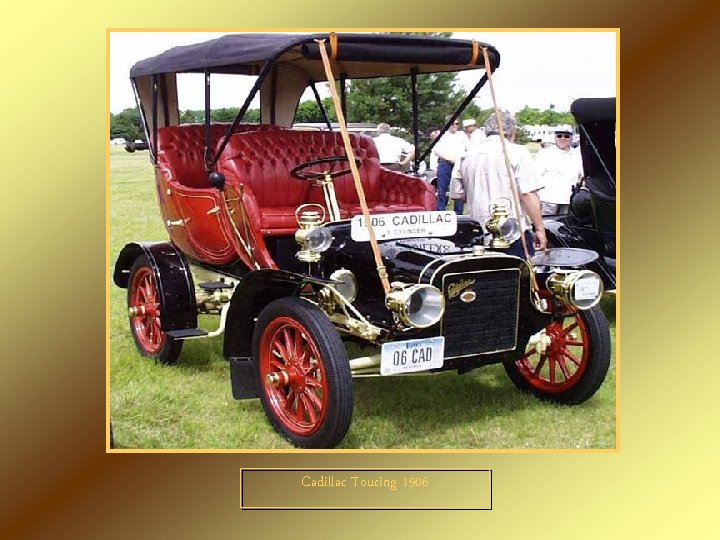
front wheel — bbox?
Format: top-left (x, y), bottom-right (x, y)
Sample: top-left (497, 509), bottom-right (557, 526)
top-left (253, 297), bottom-right (353, 448)
top-left (127, 255), bottom-right (182, 364)
top-left (504, 303), bottom-right (611, 404)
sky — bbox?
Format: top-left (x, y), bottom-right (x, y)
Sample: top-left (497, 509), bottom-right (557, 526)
top-left (109, 31), bottom-right (616, 116)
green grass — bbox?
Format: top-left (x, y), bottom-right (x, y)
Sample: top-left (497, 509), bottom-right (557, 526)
top-left (109, 146), bottom-right (616, 449)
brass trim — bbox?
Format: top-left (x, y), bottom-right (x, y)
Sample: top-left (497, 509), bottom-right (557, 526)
top-left (222, 186), bottom-right (261, 270)
top-left (426, 251), bottom-right (524, 286)
top-left (306, 286), bottom-right (383, 343)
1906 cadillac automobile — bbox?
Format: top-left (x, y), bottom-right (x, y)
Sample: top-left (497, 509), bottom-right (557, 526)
top-left (113, 33), bottom-right (611, 448)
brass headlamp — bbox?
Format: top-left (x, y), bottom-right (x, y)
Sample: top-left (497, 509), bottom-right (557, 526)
top-left (485, 202), bottom-right (521, 249)
top-left (547, 269), bottom-right (604, 310)
top-left (295, 204), bottom-right (333, 263)
top-left (385, 282), bottom-right (446, 329)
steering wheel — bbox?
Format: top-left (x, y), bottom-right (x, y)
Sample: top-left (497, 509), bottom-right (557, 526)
top-left (290, 156), bottom-right (362, 181)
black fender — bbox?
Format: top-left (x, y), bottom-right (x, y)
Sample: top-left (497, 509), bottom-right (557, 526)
top-left (113, 242), bottom-right (198, 331)
top-left (223, 269), bottom-right (317, 361)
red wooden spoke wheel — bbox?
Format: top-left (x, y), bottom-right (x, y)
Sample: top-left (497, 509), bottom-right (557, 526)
top-left (504, 295), bottom-right (611, 405)
top-left (259, 317), bottom-right (329, 436)
top-left (127, 255), bottom-right (182, 364)
top-left (129, 266), bottom-right (164, 354)
top-left (253, 298), bottom-right (352, 448)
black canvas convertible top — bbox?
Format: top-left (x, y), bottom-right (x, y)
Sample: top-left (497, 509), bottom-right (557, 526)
top-left (571, 97), bottom-right (616, 124)
top-left (130, 33), bottom-right (500, 79)
top-left (571, 97), bottom-right (616, 195)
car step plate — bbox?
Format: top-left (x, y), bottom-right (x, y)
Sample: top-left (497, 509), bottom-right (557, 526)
top-left (166, 328), bottom-right (208, 339)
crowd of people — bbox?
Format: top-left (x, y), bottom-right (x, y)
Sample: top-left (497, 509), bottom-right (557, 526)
top-left (372, 113), bottom-right (584, 257)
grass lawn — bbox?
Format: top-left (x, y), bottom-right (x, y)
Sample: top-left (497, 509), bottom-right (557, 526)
top-left (109, 146), bottom-right (616, 450)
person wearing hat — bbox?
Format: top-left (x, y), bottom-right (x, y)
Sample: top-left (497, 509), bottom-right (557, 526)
top-left (455, 111), bottom-right (546, 258)
top-left (463, 118), bottom-right (487, 146)
top-left (534, 124), bottom-right (583, 215)
top-left (374, 122), bottom-right (415, 172)
top-left (433, 118), bottom-right (469, 214)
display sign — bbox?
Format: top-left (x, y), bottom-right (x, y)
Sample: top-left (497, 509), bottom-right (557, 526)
top-left (350, 211), bottom-right (457, 242)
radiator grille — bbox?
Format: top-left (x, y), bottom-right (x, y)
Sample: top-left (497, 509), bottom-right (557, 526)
top-left (441, 269), bottom-right (520, 358)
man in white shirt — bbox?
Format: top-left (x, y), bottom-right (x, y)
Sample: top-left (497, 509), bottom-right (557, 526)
top-left (374, 123), bottom-right (415, 172)
top-left (463, 118), bottom-right (487, 147)
top-left (457, 111), bottom-right (546, 258)
top-left (433, 119), bottom-right (469, 214)
top-left (535, 124), bottom-right (583, 215)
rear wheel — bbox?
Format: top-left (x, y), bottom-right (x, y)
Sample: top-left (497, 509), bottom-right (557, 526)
top-left (127, 255), bottom-right (182, 364)
top-left (253, 297), bottom-right (352, 448)
top-left (504, 301), bottom-right (610, 404)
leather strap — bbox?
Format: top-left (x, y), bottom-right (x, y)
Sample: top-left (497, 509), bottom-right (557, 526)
top-left (469, 40), bottom-right (480, 66)
top-left (329, 32), bottom-right (339, 61)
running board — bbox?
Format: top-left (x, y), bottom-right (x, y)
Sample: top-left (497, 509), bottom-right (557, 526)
top-left (166, 328), bottom-right (208, 339)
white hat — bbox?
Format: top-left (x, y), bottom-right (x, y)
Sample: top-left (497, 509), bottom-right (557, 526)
top-left (554, 124), bottom-right (574, 134)
top-left (462, 119), bottom-right (476, 128)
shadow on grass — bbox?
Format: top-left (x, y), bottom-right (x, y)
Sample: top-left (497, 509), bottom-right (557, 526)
top-left (171, 334), bottom-right (225, 373)
top-left (348, 368), bottom-right (528, 428)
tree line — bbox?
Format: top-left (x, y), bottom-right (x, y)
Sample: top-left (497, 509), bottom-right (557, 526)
top-left (110, 100), bottom-right (574, 144)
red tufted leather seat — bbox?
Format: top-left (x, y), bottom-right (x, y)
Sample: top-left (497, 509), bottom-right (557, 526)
top-left (156, 123), bottom-right (281, 189)
top-left (217, 130), bottom-right (436, 236)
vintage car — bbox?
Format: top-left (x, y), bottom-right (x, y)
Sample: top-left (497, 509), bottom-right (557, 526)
top-left (544, 97), bottom-right (617, 290)
top-left (113, 33), bottom-right (611, 448)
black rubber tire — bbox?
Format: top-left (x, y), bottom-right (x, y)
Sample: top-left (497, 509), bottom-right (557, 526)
top-left (253, 297), bottom-right (353, 448)
top-left (127, 255), bottom-right (182, 365)
top-left (504, 304), bottom-right (611, 405)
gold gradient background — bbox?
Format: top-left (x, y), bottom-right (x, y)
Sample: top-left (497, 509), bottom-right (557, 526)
top-left (2, 1), bottom-right (718, 538)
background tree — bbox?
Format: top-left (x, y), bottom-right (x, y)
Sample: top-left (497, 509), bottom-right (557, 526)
top-left (515, 106), bottom-right (574, 127)
top-left (347, 73), bottom-right (467, 135)
top-left (294, 98), bottom-right (337, 123)
top-left (345, 32), bottom-right (474, 139)
top-left (179, 109), bottom-right (202, 123)
top-left (211, 108), bottom-right (240, 122)
top-left (110, 108), bottom-right (143, 141)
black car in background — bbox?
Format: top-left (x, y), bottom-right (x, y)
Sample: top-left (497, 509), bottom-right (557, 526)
top-left (544, 97), bottom-right (617, 291)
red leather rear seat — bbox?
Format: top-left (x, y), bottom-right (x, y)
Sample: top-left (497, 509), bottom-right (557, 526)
top-left (217, 130), bottom-right (436, 236)
top-left (156, 123), bottom-right (281, 189)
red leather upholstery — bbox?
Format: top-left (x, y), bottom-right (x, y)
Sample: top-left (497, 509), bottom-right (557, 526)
top-left (156, 123), bottom-right (281, 189)
top-left (217, 130), bottom-right (436, 236)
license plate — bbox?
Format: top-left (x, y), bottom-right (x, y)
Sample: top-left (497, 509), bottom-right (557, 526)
top-left (380, 336), bottom-right (445, 376)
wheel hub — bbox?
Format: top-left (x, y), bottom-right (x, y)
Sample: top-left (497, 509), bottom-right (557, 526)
top-left (128, 303), bottom-right (160, 318)
top-left (266, 366), bottom-right (307, 392)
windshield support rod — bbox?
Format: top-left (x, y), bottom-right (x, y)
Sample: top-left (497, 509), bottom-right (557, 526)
top-left (417, 73), bottom-right (488, 166)
top-left (340, 73), bottom-right (347, 119)
top-left (204, 69), bottom-right (212, 170)
top-left (151, 75), bottom-right (158, 163)
top-left (159, 74), bottom-right (169, 127)
top-left (410, 68), bottom-right (419, 172)
top-left (211, 60), bottom-right (275, 167)
top-left (132, 80), bottom-right (154, 162)
top-left (309, 80), bottom-right (333, 129)
top-left (270, 66), bottom-right (277, 125)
